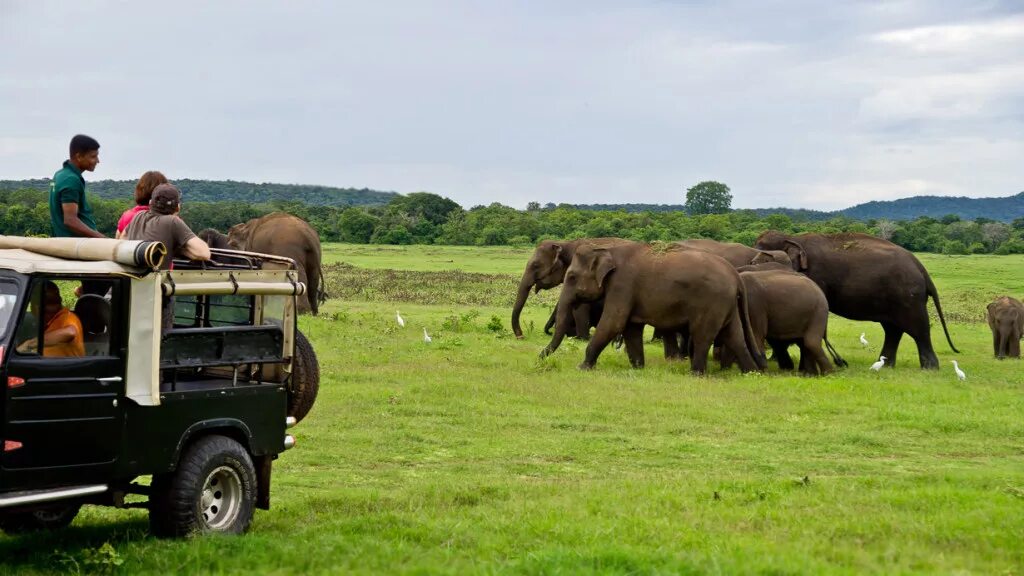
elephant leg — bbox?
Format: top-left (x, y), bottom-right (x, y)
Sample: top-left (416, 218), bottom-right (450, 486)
top-left (769, 339), bottom-right (794, 370)
top-left (998, 330), bottom-right (1009, 359)
top-left (580, 312), bottom-right (627, 369)
top-left (306, 262), bottom-right (320, 315)
top-left (689, 331), bottom-right (714, 375)
top-left (544, 307), bottom-right (558, 335)
top-left (573, 303), bottom-right (592, 340)
top-left (663, 330), bottom-right (683, 361)
top-left (1009, 332), bottom-right (1020, 358)
top-left (679, 330), bottom-right (691, 359)
top-left (906, 315), bottom-right (939, 369)
top-left (623, 322), bottom-right (645, 368)
top-left (719, 313), bottom-right (758, 373)
top-left (802, 336), bottom-right (833, 376)
top-left (880, 323), bottom-right (903, 368)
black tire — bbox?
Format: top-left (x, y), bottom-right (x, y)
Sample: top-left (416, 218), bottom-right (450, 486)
top-left (149, 435), bottom-right (256, 538)
top-left (288, 329), bottom-right (319, 423)
top-left (0, 504), bottom-right (80, 533)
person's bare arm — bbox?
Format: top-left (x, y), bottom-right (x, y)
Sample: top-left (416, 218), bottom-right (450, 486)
top-left (115, 229), bottom-right (124, 240)
top-left (16, 326), bottom-right (76, 352)
top-left (42, 325), bottom-right (77, 345)
top-left (61, 203), bottom-right (106, 238)
top-left (182, 237), bottom-right (211, 261)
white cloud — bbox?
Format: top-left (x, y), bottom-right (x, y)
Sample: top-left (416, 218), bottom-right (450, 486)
top-left (873, 14), bottom-right (1024, 53)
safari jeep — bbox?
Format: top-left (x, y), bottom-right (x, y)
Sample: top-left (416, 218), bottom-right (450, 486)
top-left (0, 236), bottom-right (319, 537)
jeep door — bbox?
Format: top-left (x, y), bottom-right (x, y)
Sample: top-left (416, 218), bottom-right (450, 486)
top-left (0, 276), bottom-right (126, 490)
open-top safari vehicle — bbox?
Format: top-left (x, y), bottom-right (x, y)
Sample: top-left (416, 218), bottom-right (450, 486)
top-left (0, 236), bottom-right (319, 537)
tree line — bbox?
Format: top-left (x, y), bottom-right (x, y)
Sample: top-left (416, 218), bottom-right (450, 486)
top-left (3, 188), bottom-right (1024, 254)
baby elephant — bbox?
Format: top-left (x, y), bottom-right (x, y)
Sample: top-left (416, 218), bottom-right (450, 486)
top-left (738, 268), bottom-right (833, 375)
top-left (987, 296), bottom-right (1024, 359)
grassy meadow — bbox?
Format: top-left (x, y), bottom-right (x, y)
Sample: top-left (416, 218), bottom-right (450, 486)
top-left (2, 244), bottom-right (1023, 575)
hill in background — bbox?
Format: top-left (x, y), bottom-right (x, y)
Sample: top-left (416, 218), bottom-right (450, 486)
top-left (573, 191), bottom-right (1024, 222)
top-left (3, 177), bottom-right (1022, 221)
top-left (0, 178), bottom-right (399, 207)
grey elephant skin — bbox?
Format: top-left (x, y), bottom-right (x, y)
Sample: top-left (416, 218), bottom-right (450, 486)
top-left (739, 269), bottom-right (833, 375)
top-left (199, 213), bottom-right (327, 315)
top-left (677, 239), bottom-right (789, 268)
top-left (987, 296), bottom-right (1024, 359)
top-left (541, 242), bottom-right (764, 374)
top-left (754, 231), bottom-right (957, 369)
top-left (511, 237), bottom-right (625, 339)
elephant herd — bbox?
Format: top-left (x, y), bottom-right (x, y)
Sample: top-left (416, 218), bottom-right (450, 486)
top-left (515, 232), bottom-right (966, 374)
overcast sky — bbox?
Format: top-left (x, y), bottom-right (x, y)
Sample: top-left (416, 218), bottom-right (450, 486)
top-left (1, 1), bottom-right (1022, 210)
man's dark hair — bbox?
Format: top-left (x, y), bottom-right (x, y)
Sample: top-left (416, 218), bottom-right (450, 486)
top-left (69, 134), bottom-right (100, 158)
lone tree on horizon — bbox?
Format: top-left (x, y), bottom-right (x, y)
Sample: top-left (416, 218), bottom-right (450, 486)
top-left (684, 181), bottom-right (732, 215)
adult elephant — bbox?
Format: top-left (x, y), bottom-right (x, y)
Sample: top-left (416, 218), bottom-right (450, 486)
top-left (511, 238), bottom-right (626, 339)
top-left (201, 213), bottom-right (327, 315)
top-left (986, 296), bottom-right (1024, 359)
top-left (754, 231), bottom-right (958, 369)
top-left (540, 242), bottom-right (764, 374)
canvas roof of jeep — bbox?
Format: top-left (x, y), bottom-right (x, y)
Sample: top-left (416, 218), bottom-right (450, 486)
top-left (0, 248), bottom-right (146, 275)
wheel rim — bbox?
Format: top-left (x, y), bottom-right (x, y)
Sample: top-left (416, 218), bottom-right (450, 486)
top-left (200, 466), bottom-right (243, 531)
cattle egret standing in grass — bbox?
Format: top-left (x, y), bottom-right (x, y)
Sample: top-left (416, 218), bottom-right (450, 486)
top-left (860, 333), bottom-right (869, 348)
top-left (396, 310), bottom-right (405, 328)
top-left (869, 356), bottom-right (886, 371)
top-left (952, 360), bottom-right (966, 381)
top-left (423, 328), bottom-right (432, 343)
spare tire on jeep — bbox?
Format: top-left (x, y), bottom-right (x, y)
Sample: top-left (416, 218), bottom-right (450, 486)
top-left (287, 329), bottom-right (319, 422)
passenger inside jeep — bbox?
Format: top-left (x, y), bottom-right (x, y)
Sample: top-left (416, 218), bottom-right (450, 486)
top-left (14, 278), bottom-right (115, 357)
top-left (16, 281), bottom-right (85, 357)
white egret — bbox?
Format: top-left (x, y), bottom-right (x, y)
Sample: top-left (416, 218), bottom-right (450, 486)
top-left (951, 360), bottom-right (966, 381)
top-left (859, 333), bottom-right (869, 348)
top-left (869, 356), bottom-right (886, 371)
top-left (423, 328), bottom-right (432, 343)
top-left (396, 310), bottom-right (405, 328)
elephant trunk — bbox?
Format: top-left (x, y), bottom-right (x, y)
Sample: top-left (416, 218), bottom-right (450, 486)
top-left (511, 271), bottom-right (535, 339)
top-left (540, 285), bottom-right (575, 358)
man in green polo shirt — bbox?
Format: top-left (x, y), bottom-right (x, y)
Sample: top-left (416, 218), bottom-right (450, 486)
top-left (50, 134), bottom-right (106, 238)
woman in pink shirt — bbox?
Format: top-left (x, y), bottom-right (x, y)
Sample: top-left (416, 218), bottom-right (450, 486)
top-left (115, 170), bottom-right (168, 239)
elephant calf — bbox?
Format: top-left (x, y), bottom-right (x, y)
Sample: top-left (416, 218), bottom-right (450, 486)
top-left (987, 296), bottom-right (1024, 359)
top-left (738, 269), bottom-right (833, 375)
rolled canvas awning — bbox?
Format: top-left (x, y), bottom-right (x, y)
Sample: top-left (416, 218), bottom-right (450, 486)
top-left (0, 236), bottom-right (166, 269)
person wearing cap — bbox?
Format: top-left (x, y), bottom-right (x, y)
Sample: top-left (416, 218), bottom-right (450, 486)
top-left (115, 170), bottom-right (168, 239)
top-left (50, 134), bottom-right (106, 239)
top-left (124, 183), bottom-right (211, 330)
top-left (124, 183), bottom-right (211, 268)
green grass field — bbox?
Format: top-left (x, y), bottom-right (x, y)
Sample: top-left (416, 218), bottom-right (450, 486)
top-left (3, 245), bottom-right (1023, 575)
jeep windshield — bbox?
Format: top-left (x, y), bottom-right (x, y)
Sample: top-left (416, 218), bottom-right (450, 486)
top-left (0, 280), bottom-right (18, 345)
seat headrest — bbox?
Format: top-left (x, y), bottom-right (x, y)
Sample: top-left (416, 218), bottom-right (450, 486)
top-left (73, 294), bottom-right (111, 335)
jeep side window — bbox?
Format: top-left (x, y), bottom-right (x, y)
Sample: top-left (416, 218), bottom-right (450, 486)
top-left (13, 278), bottom-right (117, 358)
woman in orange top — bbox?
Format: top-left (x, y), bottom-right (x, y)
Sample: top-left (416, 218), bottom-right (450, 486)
top-left (16, 282), bottom-right (85, 357)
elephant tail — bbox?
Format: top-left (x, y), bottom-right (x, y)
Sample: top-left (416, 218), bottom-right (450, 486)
top-left (925, 271), bottom-right (959, 354)
top-left (737, 283), bottom-right (767, 370)
top-left (317, 261), bottom-right (328, 306)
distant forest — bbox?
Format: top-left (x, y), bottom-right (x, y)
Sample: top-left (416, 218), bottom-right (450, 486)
top-left (0, 178), bottom-right (398, 207)
top-left (3, 186), bottom-right (1024, 255)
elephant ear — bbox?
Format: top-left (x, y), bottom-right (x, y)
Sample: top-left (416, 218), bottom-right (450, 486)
top-left (784, 240), bottom-right (808, 270)
top-left (593, 249), bottom-right (616, 289)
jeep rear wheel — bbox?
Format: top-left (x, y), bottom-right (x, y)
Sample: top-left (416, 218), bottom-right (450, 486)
top-left (0, 504), bottom-right (80, 533)
top-left (287, 329), bottom-right (319, 423)
top-left (149, 435), bottom-right (256, 538)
